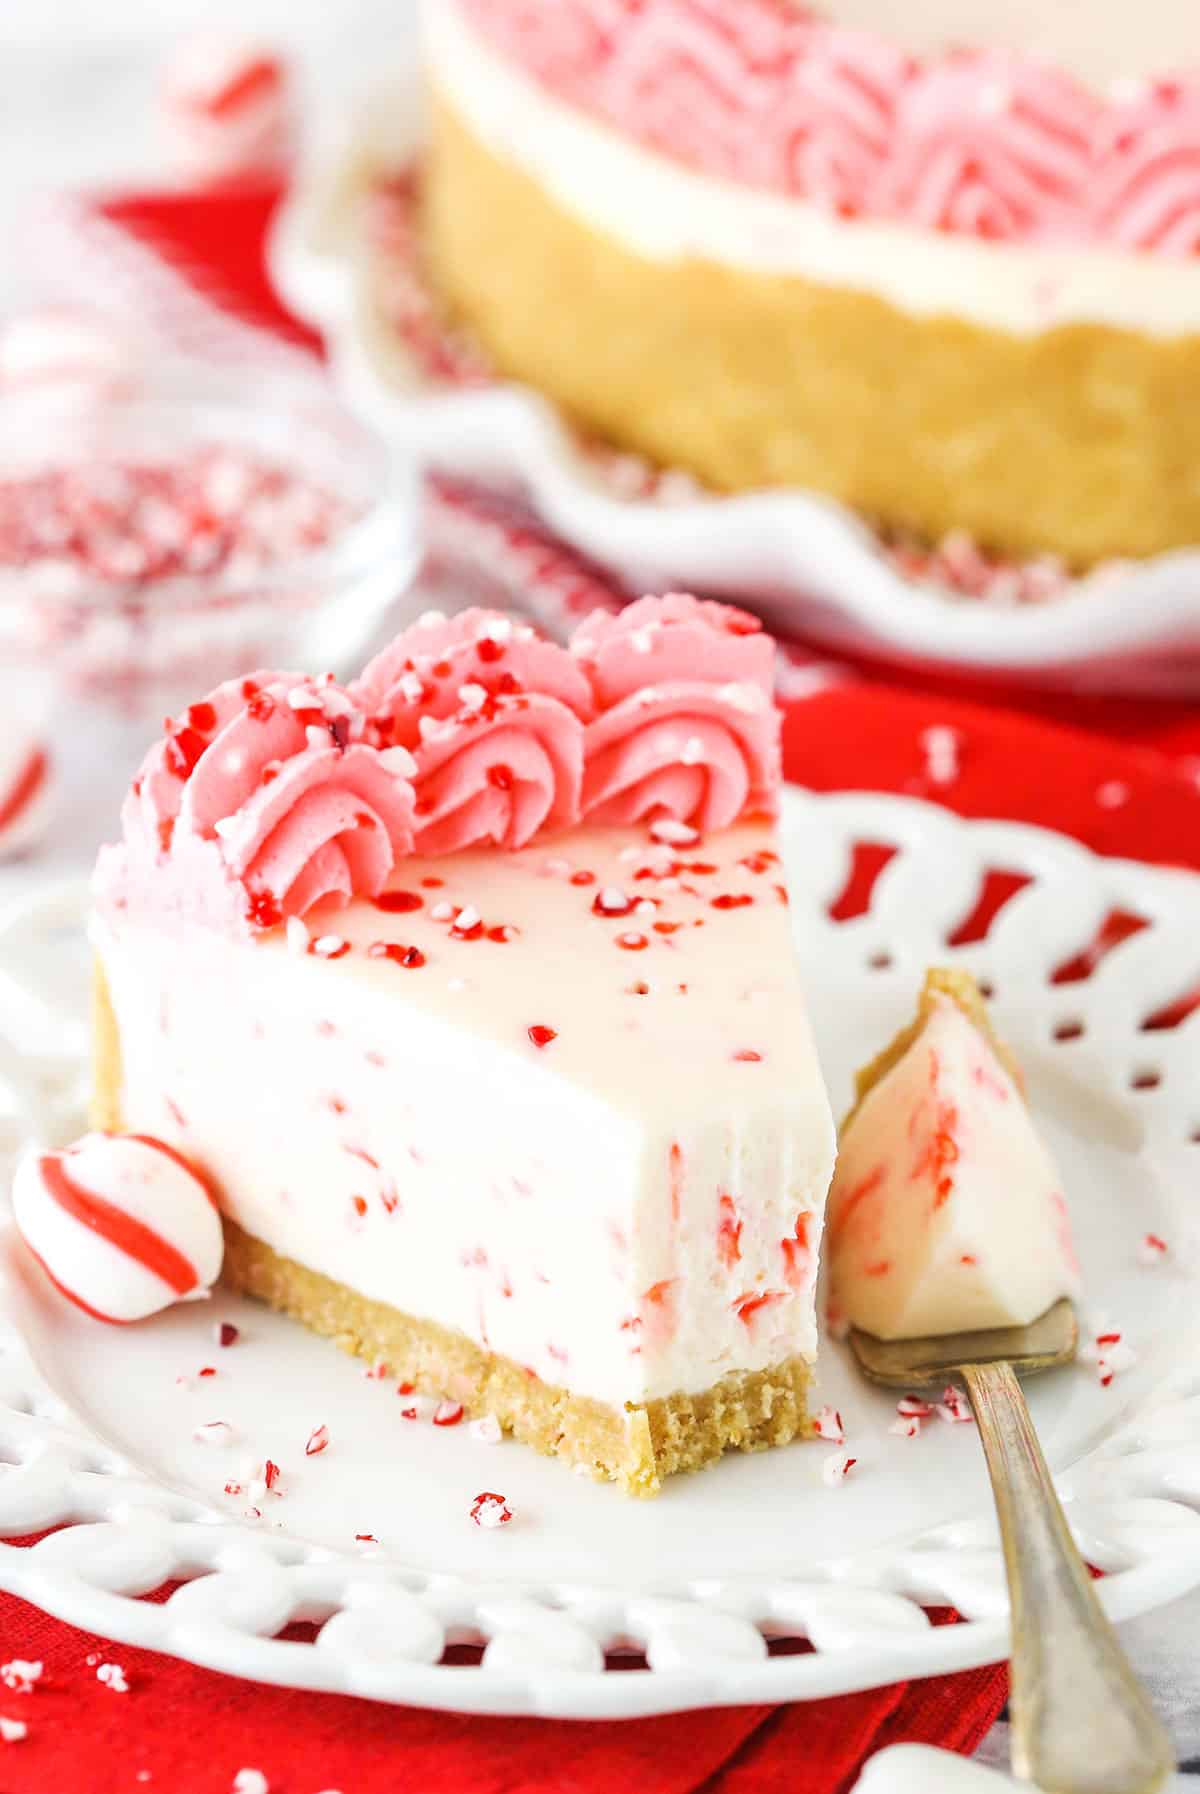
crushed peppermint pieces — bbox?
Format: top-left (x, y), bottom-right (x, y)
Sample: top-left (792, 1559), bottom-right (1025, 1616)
top-left (919, 724), bottom-right (962, 786)
top-left (897, 1395), bottom-right (934, 1418)
top-left (1080, 1323), bottom-right (1138, 1386)
top-left (0, 1662), bottom-right (41, 1694)
top-left (0, 1717), bottom-right (26, 1742)
top-left (215, 1321), bottom-right (240, 1347)
top-left (469, 1490), bottom-right (513, 1529)
top-left (650, 817), bottom-right (700, 847)
top-left (1138, 1233), bottom-right (1170, 1266)
top-left (311, 935), bottom-right (350, 960)
top-left (96, 1663), bottom-right (129, 1693)
top-left (433, 1400), bottom-right (465, 1427)
top-left (193, 1420), bottom-right (235, 1446)
top-left (305, 1424), bottom-right (330, 1457)
top-left (232, 1772), bottom-right (269, 1794)
top-left (821, 1453), bottom-right (858, 1486)
top-left (527, 1024), bottom-right (557, 1049)
top-left (469, 1414), bottom-right (502, 1445)
top-left (889, 1396), bottom-right (935, 1439)
top-left (935, 1386), bottom-right (974, 1425)
top-left (811, 1405), bottom-right (845, 1445)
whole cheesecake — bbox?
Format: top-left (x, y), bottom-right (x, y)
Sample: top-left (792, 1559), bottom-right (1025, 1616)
top-left (421, 0), bottom-right (1200, 566)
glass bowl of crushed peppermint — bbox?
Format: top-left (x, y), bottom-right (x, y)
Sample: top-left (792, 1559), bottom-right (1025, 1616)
top-left (0, 379), bottom-right (416, 851)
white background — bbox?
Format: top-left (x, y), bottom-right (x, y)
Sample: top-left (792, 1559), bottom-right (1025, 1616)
top-left (0, 0), bottom-right (417, 263)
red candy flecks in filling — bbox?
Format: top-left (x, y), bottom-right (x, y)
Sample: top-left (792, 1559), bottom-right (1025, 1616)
top-left (374, 890), bottom-right (423, 913)
top-left (716, 1193), bottom-right (742, 1268)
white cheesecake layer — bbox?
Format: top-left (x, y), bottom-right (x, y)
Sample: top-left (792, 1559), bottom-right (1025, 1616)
top-left (96, 819), bottom-right (835, 1407)
top-left (827, 995), bottom-right (1081, 1340)
top-left (426, 0), bottom-right (1200, 338)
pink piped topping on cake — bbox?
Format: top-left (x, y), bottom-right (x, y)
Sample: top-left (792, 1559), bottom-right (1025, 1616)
top-left (576, 595), bottom-right (779, 829)
top-left (461, 0), bottom-right (1200, 256)
top-left (100, 672), bottom-right (416, 935)
top-left (354, 608), bottom-right (593, 853)
top-left (96, 595), bottom-right (782, 933)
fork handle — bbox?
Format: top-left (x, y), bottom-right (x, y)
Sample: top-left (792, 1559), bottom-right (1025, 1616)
top-left (961, 1359), bottom-right (1173, 1794)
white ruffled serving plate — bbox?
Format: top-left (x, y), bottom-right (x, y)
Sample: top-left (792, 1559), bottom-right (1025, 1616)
top-left (0, 790), bottom-right (1198, 1717)
top-left (270, 90), bottom-right (1200, 696)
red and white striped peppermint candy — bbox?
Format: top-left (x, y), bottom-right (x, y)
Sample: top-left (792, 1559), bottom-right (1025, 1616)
top-left (0, 307), bottom-right (133, 396)
top-left (0, 731), bottom-right (55, 861)
top-left (12, 1133), bottom-right (224, 1323)
top-left (161, 37), bottom-right (296, 184)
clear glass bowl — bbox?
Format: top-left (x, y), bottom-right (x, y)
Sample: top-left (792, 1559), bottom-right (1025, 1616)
top-left (0, 378), bottom-right (418, 854)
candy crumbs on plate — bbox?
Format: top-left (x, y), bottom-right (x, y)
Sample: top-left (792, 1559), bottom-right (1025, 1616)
top-left (305, 1423), bottom-right (330, 1456)
top-left (0, 1662), bottom-right (41, 1695)
top-left (889, 1416), bottom-right (922, 1439)
top-left (470, 1491), bottom-right (513, 1528)
top-left (935, 1386), bottom-right (974, 1425)
top-left (433, 1400), bottom-right (465, 1426)
top-left (1138, 1233), bottom-right (1169, 1266)
top-left (96, 1663), bottom-right (129, 1693)
top-left (821, 1454), bottom-right (858, 1487)
top-left (812, 1405), bottom-right (845, 1444)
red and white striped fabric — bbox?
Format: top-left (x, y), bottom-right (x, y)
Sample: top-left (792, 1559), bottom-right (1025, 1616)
top-left (12, 1134), bottom-right (224, 1324)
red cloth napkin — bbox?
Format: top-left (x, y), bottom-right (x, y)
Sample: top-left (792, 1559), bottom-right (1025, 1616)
top-left (2, 181), bottom-right (1197, 1794)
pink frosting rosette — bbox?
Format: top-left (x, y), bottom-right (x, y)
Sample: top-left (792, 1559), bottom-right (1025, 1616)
top-left (353, 609), bottom-right (592, 852)
top-left (879, 52), bottom-right (1098, 238)
top-left (573, 594), bottom-right (780, 830)
top-left (103, 672), bottom-right (415, 932)
top-left (1091, 82), bottom-right (1200, 255)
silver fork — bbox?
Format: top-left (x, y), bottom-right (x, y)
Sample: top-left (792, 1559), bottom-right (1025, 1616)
top-left (850, 1299), bottom-right (1174, 1793)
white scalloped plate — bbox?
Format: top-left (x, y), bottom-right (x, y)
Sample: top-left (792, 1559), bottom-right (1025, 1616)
top-left (0, 789), bottom-right (1199, 1718)
top-left (269, 96), bottom-right (1200, 696)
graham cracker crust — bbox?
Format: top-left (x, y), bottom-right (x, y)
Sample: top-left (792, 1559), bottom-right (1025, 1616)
top-left (422, 93), bottom-right (1200, 567)
top-left (92, 960), bottom-right (812, 1495)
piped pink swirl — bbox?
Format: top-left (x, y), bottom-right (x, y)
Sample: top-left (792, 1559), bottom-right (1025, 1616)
top-left (460, 0), bottom-right (1200, 256)
top-left (101, 673), bottom-right (415, 933)
top-left (353, 608), bottom-right (592, 852)
top-left (94, 596), bottom-right (784, 933)
top-left (575, 594), bottom-right (780, 828)
top-left (881, 55), bottom-right (1099, 241)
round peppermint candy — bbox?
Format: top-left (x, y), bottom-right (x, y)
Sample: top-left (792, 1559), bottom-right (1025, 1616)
top-left (12, 1133), bottom-right (223, 1323)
